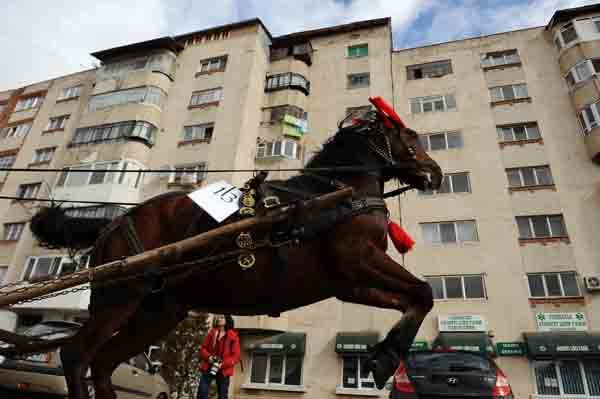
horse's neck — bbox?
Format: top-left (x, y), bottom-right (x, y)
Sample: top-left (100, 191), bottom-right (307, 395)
top-left (342, 174), bottom-right (383, 198)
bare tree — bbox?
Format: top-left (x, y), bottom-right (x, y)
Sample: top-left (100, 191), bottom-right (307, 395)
top-left (155, 312), bottom-right (210, 399)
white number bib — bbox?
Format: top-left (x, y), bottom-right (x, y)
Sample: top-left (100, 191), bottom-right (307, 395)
top-left (187, 181), bottom-right (242, 222)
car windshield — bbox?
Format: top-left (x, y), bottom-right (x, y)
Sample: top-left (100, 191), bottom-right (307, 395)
top-left (408, 352), bottom-right (492, 372)
top-left (23, 322), bottom-right (80, 339)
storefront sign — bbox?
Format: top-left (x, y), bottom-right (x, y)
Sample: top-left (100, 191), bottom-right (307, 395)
top-left (496, 342), bottom-right (526, 356)
top-left (536, 312), bottom-right (587, 332)
top-left (410, 341), bottom-right (429, 352)
top-left (438, 314), bottom-right (487, 332)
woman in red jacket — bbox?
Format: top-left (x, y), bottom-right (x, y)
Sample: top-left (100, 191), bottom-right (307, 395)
top-left (198, 314), bottom-right (240, 399)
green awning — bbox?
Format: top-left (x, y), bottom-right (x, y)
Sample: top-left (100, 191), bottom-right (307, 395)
top-left (524, 332), bottom-right (600, 358)
top-left (246, 332), bottom-right (306, 355)
top-left (433, 333), bottom-right (495, 355)
top-left (335, 332), bottom-right (379, 353)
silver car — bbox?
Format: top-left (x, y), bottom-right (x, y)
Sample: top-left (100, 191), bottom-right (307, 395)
top-left (0, 320), bottom-right (170, 399)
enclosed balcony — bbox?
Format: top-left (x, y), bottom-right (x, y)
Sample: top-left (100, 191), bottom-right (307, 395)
top-left (270, 42), bottom-right (313, 66)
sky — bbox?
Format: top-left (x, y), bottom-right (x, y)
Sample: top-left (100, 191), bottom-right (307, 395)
top-left (0, 0), bottom-right (598, 91)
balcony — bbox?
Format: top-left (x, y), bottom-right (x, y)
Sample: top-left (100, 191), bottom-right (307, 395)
top-left (585, 126), bottom-right (600, 163)
top-left (270, 42), bottom-right (313, 66)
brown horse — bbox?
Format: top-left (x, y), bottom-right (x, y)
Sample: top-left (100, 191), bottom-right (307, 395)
top-left (29, 99), bottom-right (442, 399)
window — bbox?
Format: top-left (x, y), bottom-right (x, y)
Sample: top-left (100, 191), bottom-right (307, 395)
top-left (31, 147), bottom-right (56, 164)
top-left (182, 123), bottom-right (214, 143)
top-left (347, 73), bottom-right (370, 89)
top-left (410, 94), bottom-right (456, 113)
top-left (3, 223), bottom-right (24, 241)
top-left (250, 353), bottom-right (303, 386)
top-left (169, 163), bottom-right (207, 185)
top-left (527, 272), bottom-right (580, 298)
top-left (16, 183), bottom-right (41, 199)
top-left (88, 86), bottom-right (166, 112)
top-left (425, 275), bottom-right (486, 300)
top-left (65, 205), bottom-right (126, 219)
top-left (516, 215), bottom-right (567, 240)
top-left (341, 355), bottom-right (375, 389)
top-left (56, 160), bottom-right (144, 189)
top-left (578, 100), bottom-right (600, 134)
top-left (15, 96), bottom-right (42, 111)
top-left (564, 59), bottom-right (600, 89)
top-left (98, 53), bottom-right (176, 81)
top-left (1, 121), bottom-right (32, 139)
top-left (481, 50), bottom-right (520, 68)
top-left (346, 105), bottom-right (372, 117)
top-left (256, 140), bottom-right (302, 160)
top-left (266, 105), bottom-right (307, 123)
top-left (71, 121), bottom-right (156, 147)
top-left (22, 255), bottom-right (89, 281)
top-left (198, 56), bottom-right (227, 74)
top-left (533, 360), bottom-right (600, 397)
top-left (407, 60), bottom-right (452, 80)
top-left (45, 115), bottom-right (69, 131)
top-left (559, 22), bottom-right (579, 48)
top-left (347, 44), bottom-right (368, 58)
top-left (0, 153), bottom-right (16, 168)
top-left (418, 131), bottom-right (462, 151)
top-left (58, 86), bottom-right (81, 101)
top-left (421, 220), bottom-right (479, 244)
top-left (189, 88), bottom-right (223, 107)
top-left (489, 83), bottom-right (528, 102)
top-left (265, 73), bottom-right (310, 94)
top-left (506, 166), bottom-right (553, 188)
top-left (420, 172), bottom-right (470, 195)
top-left (497, 123), bottom-right (541, 142)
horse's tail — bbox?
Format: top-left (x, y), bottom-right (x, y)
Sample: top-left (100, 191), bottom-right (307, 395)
top-left (30, 205), bottom-right (112, 250)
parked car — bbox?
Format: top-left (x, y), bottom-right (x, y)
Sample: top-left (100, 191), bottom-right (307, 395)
top-left (391, 350), bottom-right (513, 399)
top-left (0, 320), bottom-right (169, 399)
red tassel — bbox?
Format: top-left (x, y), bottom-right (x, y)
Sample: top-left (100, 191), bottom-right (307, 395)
top-left (388, 221), bottom-right (415, 254)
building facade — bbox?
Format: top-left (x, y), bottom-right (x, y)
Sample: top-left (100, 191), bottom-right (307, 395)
top-left (0, 4), bottom-right (600, 399)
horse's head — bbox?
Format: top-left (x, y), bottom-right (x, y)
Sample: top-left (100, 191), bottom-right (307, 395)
top-left (342, 97), bottom-right (443, 191)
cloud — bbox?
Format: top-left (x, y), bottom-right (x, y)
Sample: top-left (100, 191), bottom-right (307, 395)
top-left (1, 0), bottom-right (598, 90)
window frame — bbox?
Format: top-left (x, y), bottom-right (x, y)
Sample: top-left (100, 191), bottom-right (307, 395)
top-left (578, 100), bottom-right (600, 134)
top-left (88, 86), bottom-right (167, 112)
top-left (347, 44), bottom-right (369, 59)
top-left (16, 183), bottom-right (41, 199)
top-left (197, 55), bottom-right (228, 74)
top-left (554, 21), bottom-right (580, 50)
top-left (21, 254), bottom-right (90, 281)
top-left (516, 215), bottom-right (568, 240)
top-left (0, 153), bottom-right (17, 168)
top-left (169, 163), bottom-right (207, 185)
top-left (419, 172), bottom-right (471, 195)
top-left (58, 85), bottom-right (82, 101)
top-left (527, 272), bottom-right (580, 298)
top-left (181, 123), bottom-right (215, 143)
top-left (3, 222), bottom-right (25, 241)
top-left (425, 274), bottom-right (487, 300)
top-left (506, 165), bottom-right (554, 188)
top-left (418, 131), bottom-right (463, 151)
top-left (189, 87), bottom-right (223, 107)
top-left (15, 96), bottom-right (43, 112)
top-left (489, 83), bottom-right (529, 103)
top-left (420, 220), bottom-right (479, 245)
top-left (532, 359), bottom-right (600, 397)
top-left (1, 121), bottom-right (32, 140)
top-left (45, 115), bottom-right (70, 132)
top-left (410, 94), bottom-right (457, 114)
top-left (497, 123), bottom-right (541, 143)
top-left (481, 49), bottom-right (521, 68)
top-left (407, 60), bottom-right (453, 80)
top-left (249, 352), bottom-right (304, 387)
top-left (55, 160), bottom-right (145, 189)
top-left (256, 139), bottom-right (302, 160)
top-left (31, 147), bottom-right (56, 164)
top-left (71, 121), bottom-right (156, 147)
top-left (339, 354), bottom-right (376, 390)
top-left (265, 73), bottom-right (310, 95)
top-left (347, 73), bottom-right (371, 89)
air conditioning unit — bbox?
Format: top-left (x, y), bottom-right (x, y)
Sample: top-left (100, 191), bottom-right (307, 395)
top-left (584, 276), bottom-right (600, 292)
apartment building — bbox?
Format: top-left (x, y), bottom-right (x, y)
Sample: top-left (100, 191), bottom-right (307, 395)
top-left (0, 4), bottom-right (600, 398)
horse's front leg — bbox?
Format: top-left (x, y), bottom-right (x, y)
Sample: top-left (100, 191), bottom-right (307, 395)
top-left (333, 240), bottom-right (433, 389)
top-left (336, 284), bottom-right (433, 390)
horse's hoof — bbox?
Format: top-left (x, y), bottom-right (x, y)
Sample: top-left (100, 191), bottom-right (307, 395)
top-left (365, 350), bottom-right (399, 389)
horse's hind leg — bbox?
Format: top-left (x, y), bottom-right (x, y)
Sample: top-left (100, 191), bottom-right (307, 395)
top-left (61, 290), bottom-right (146, 399)
top-left (90, 294), bottom-right (186, 399)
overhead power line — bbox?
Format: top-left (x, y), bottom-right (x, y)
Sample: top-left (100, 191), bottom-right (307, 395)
top-left (0, 166), bottom-right (380, 174)
top-left (0, 196), bottom-right (139, 206)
